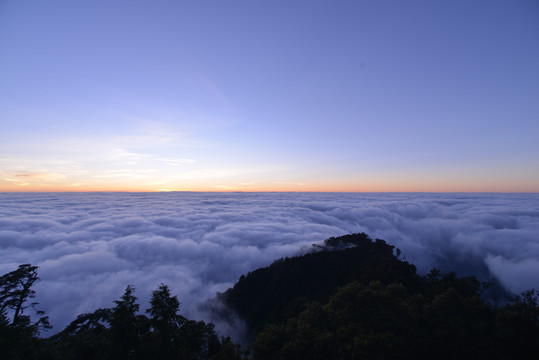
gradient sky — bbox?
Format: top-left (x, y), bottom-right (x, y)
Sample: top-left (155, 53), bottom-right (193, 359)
top-left (1, 0), bottom-right (538, 192)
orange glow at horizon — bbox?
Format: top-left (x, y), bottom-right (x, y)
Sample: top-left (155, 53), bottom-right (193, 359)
top-left (1, 179), bottom-right (538, 193)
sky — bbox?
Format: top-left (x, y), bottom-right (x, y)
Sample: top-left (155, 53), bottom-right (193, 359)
top-left (1, 192), bottom-right (538, 336)
top-left (1, 0), bottom-right (538, 192)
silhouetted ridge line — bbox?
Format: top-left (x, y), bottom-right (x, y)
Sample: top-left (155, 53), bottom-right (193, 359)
top-left (2, 233), bottom-right (538, 359)
top-left (219, 233), bottom-right (420, 339)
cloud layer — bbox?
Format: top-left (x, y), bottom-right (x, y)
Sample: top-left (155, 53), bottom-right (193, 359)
top-left (1, 192), bottom-right (538, 335)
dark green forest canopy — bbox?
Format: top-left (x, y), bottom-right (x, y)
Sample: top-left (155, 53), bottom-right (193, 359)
top-left (0, 266), bottom-right (244, 360)
top-left (1, 233), bottom-right (539, 360)
top-left (218, 233), bottom-right (421, 336)
top-left (215, 233), bottom-right (539, 359)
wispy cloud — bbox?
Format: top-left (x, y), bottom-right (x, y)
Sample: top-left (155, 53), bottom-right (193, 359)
top-left (14, 173), bottom-right (48, 179)
top-left (273, 181), bottom-right (306, 187)
top-left (3, 172), bottom-right (66, 186)
top-left (0, 122), bottom-right (202, 190)
top-left (6, 181), bottom-right (30, 186)
top-left (213, 185), bottom-right (239, 190)
top-left (156, 158), bottom-right (195, 165)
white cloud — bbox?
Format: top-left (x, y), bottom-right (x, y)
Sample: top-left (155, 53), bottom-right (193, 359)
top-left (485, 255), bottom-right (539, 293)
top-left (0, 192), bottom-right (538, 336)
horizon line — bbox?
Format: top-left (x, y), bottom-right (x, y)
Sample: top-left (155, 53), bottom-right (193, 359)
top-left (1, 190), bottom-right (538, 194)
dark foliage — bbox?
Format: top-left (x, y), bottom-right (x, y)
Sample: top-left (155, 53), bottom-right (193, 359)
top-left (0, 264), bottom-right (51, 359)
top-left (43, 283), bottom-right (245, 360)
top-left (252, 279), bottom-right (539, 359)
top-left (1, 233), bottom-right (538, 359)
top-left (0, 266), bottom-right (245, 360)
top-left (220, 233), bottom-right (420, 339)
top-left (215, 233), bottom-right (539, 359)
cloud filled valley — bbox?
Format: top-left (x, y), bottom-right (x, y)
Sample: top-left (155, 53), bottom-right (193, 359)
top-left (1, 192), bottom-right (538, 335)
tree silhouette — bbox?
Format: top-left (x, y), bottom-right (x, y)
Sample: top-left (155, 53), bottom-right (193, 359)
top-left (110, 285), bottom-right (148, 359)
top-left (146, 284), bottom-right (186, 359)
top-left (0, 264), bottom-right (50, 359)
top-left (3, 233), bottom-right (538, 360)
top-left (0, 264), bottom-right (50, 330)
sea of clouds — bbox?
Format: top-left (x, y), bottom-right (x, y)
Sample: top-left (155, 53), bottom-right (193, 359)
top-left (1, 192), bottom-right (538, 336)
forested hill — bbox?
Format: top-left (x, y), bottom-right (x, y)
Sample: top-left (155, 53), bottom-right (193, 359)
top-left (219, 233), bottom-right (420, 337)
top-left (2, 233), bottom-right (539, 359)
top-left (217, 233), bottom-right (539, 359)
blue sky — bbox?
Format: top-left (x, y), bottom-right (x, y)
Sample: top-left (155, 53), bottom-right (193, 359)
top-left (1, 0), bottom-right (538, 192)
